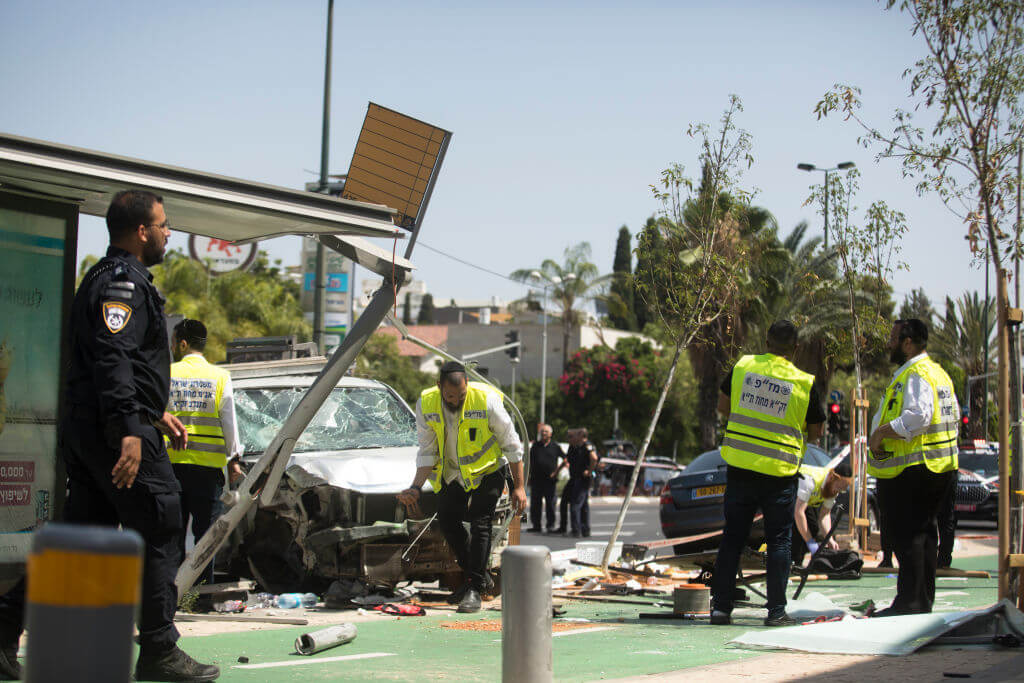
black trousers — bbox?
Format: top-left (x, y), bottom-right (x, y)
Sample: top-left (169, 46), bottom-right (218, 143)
top-left (0, 418), bottom-right (183, 655)
top-left (712, 469), bottom-right (797, 616)
top-left (936, 474), bottom-right (958, 569)
top-left (529, 477), bottom-right (556, 530)
top-left (876, 465), bottom-right (956, 614)
top-left (437, 468), bottom-right (506, 591)
top-left (557, 482), bottom-right (571, 532)
top-left (172, 463), bottom-right (225, 586)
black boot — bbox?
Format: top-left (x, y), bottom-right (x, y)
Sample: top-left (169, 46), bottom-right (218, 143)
top-left (135, 646), bottom-right (219, 682)
top-left (457, 588), bottom-right (482, 614)
top-left (446, 582), bottom-right (470, 605)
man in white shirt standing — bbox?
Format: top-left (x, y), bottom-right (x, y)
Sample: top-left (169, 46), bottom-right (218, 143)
top-left (868, 319), bottom-right (959, 616)
top-left (167, 319), bottom-right (244, 585)
top-left (398, 362), bottom-right (526, 613)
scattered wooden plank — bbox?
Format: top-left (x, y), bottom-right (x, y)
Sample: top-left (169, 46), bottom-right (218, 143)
top-left (862, 566), bottom-right (990, 578)
top-left (195, 580), bottom-right (255, 595)
top-left (176, 613), bottom-right (308, 625)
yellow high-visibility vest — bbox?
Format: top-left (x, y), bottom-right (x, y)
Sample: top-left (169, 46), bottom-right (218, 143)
top-left (420, 382), bottom-right (504, 491)
top-left (798, 463), bottom-right (829, 507)
top-left (167, 354), bottom-right (229, 468)
top-left (721, 353), bottom-right (814, 477)
top-left (868, 355), bottom-right (958, 479)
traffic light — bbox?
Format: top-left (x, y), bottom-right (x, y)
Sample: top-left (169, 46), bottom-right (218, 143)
top-left (827, 401), bottom-right (841, 436)
top-left (505, 330), bottom-right (520, 360)
top-left (960, 413), bottom-right (970, 439)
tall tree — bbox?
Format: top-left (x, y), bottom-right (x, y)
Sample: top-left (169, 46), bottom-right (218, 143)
top-left (604, 95), bottom-right (758, 569)
top-left (417, 293), bottom-right (435, 324)
top-left (511, 242), bottom-right (611, 367)
top-left (402, 292), bottom-right (414, 325)
top-left (898, 287), bottom-right (936, 325)
top-left (633, 216), bottom-right (660, 331)
top-left (606, 225), bottom-right (637, 330)
top-left (930, 291), bottom-right (995, 438)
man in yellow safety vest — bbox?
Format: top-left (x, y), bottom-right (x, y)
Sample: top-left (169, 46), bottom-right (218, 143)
top-left (868, 318), bottom-right (958, 617)
top-left (711, 320), bottom-right (826, 627)
top-left (167, 319), bottom-right (243, 585)
top-left (792, 459), bottom-right (852, 563)
top-left (397, 361), bottom-right (526, 613)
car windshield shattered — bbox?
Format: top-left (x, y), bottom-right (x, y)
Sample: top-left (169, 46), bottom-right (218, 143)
top-left (235, 386), bottom-right (417, 454)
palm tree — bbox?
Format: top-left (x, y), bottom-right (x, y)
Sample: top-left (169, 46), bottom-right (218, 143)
top-left (511, 242), bottom-right (611, 367)
top-left (930, 291), bottom-right (994, 438)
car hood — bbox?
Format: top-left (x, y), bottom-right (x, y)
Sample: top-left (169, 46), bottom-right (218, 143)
top-left (268, 446), bottom-right (419, 494)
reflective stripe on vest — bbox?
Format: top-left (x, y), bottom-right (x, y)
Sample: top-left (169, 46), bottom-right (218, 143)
top-left (167, 355), bottom-right (228, 468)
top-left (868, 355), bottom-right (959, 479)
top-left (420, 382), bottom-right (505, 492)
top-left (798, 463), bottom-right (829, 508)
top-left (720, 353), bottom-right (815, 477)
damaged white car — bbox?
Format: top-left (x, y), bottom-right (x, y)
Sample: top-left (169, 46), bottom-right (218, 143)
top-left (218, 358), bottom-right (515, 594)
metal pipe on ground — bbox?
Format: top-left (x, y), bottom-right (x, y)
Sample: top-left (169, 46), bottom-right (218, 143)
top-left (25, 523), bottom-right (144, 682)
top-left (295, 624), bottom-right (357, 655)
top-left (502, 546), bottom-right (552, 683)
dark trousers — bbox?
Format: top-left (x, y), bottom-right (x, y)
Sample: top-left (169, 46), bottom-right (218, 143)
top-left (568, 478), bottom-right (591, 535)
top-left (529, 478), bottom-right (556, 530)
top-left (712, 468), bottom-right (797, 616)
top-left (876, 466), bottom-right (956, 614)
top-left (0, 418), bottom-right (183, 655)
top-left (558, 482), bottom-right (571, 532)
top-left (437, 468), bottom-right (506, 591)
top-left (936, 474), bottom-right (958, 568)
top-left (172, 463), bottom-right (225, 586)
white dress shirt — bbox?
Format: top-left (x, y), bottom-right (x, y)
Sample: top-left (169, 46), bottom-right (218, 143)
top-left (871, 352), bottom-right (956, 440)
top-left (415, 390), bottom-right (523, 488)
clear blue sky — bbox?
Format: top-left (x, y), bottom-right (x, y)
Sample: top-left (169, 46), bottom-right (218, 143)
top-left (0, 0), bottom-right (990, 312)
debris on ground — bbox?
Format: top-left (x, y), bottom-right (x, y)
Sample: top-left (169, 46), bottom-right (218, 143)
top-left (439, 620), bottom-right (600, 632)
top-left (294, 623), bottom-right (358, 655)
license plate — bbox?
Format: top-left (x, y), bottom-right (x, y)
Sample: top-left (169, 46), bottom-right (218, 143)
top-left (693, 485), bottom-right (725, 499)
top-left (955, 504), bottom-right (976, 512)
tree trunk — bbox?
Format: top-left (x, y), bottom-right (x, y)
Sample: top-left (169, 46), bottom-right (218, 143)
top-left (601, 339), bottom-right (685, 572)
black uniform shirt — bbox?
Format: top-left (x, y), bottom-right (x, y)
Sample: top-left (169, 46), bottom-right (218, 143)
top-left (567, 440), bottom-right (597, 481)
top-left (66, 246), bottom-right (171, 448)
top-left (529, 440), bottom-right (564, 482)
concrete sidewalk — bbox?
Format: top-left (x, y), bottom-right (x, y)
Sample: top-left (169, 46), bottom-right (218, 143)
top-left (162, 546), bottom-right (1012, 682)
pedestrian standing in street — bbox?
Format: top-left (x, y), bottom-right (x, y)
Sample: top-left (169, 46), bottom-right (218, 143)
top-left (527, 423), bottom-right (563, 533)
top-left (936, 476), bottom-right (958, 569)
top-left (791, 459), bottom-right (852, 563)
top-left (397, 362), bottom-right (526, 613)
top-left (868, 318), bottom-right (959, 616)
top-left (710, 320), bottom-right (825, 627)
top-left (167, 318), bottom-right (244, 586)
top-left (565, 427), bottom-right (598, 538)
top-left (0, 190), bottom-right (220, 681)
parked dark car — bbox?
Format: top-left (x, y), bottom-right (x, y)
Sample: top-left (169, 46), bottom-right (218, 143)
top-left (955, 468), bottom-right (998, 521)
top-left (658, 444), bottom-right (876, 554)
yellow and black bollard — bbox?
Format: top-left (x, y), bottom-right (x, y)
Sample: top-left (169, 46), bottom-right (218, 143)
top-left (24, 523), bottom-right (143, 682)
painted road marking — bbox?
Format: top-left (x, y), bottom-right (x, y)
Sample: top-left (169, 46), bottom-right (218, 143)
top-left (589, 522), bottom-right (646, 527)
top-left (234, 652), bottom-right (396, 669)
top-left (586, 531), bottom-right (636, 537)
top-left (494, 626), bottom-right (618, 641)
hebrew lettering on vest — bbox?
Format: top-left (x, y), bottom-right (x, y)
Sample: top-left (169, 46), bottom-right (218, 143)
top-left (739, 372), bottom-right (793, 418)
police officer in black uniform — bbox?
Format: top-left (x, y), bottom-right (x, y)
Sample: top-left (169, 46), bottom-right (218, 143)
top-left (565, 427), bottom-right (598, 538)
top-left (0, 190), bottom-right (219, 681)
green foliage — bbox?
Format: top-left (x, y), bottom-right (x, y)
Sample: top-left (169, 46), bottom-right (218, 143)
top-left (417, 293), bottom-right (435, 324)
top-left (101, 250), bottom-right (312, 362)
top-left (606, 226), bottom-right (637, 331)
top-left (511, 242), bottom-right (612, 366)
top-left (898, 288), bottom-right (936, 325)
top-left (816, 0), bottom-right (1024, 272)
top-left (353, 334), bottom-right (435, 406)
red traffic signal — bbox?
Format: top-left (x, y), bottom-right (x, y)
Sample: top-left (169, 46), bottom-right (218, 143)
top-left (829, 402), bottom-right (841, 414)
top-left (962, 415), bottom-right (969, 424)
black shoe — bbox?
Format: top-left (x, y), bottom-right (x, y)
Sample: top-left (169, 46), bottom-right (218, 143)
top-left (763, 612), bottom-right (798, 627)
top-left (581, 531), bottom-right (591, 538)
top-left (545, 528), bottom-right (557, 534)
top-left (570, 531), bottom-right (582, 538)
top-left (869, 606), bottom-right (910, 619)
top-left (457, 588), bottom-right (482, 614)
top-left (0, 641), bottom-right (20, 680)
top-left (135, 646), bottom-right (219, 682)
top-left (709, 611), bottom-right (731, 625)
top-left (446, 582), bottom-right (470, 605)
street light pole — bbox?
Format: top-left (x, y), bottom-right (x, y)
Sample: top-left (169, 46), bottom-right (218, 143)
top-left (540, 283), bottom-right (548, 425)
top-left (313, 0), bottom-right (334, 353)
top-left (797, 161), bottom-right (855, 250)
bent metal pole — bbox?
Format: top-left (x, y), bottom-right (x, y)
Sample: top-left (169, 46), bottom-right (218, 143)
top-left (502, 546), bottom-right (553, 683)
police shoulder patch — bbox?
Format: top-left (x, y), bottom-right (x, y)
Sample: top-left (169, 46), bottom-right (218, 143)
top-left (102, 301), bottom-right (132, 333)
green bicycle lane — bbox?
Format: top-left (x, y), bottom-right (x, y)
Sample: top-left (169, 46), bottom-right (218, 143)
top-left (178, 555), bottom-right (999, 682)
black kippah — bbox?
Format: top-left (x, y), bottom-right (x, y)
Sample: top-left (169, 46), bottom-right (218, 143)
top-left (440, 360), bottom-right (466, 375)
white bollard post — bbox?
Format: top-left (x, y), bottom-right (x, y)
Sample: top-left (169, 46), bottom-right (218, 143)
top-left (501, 545), bottom-right (552, 683)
